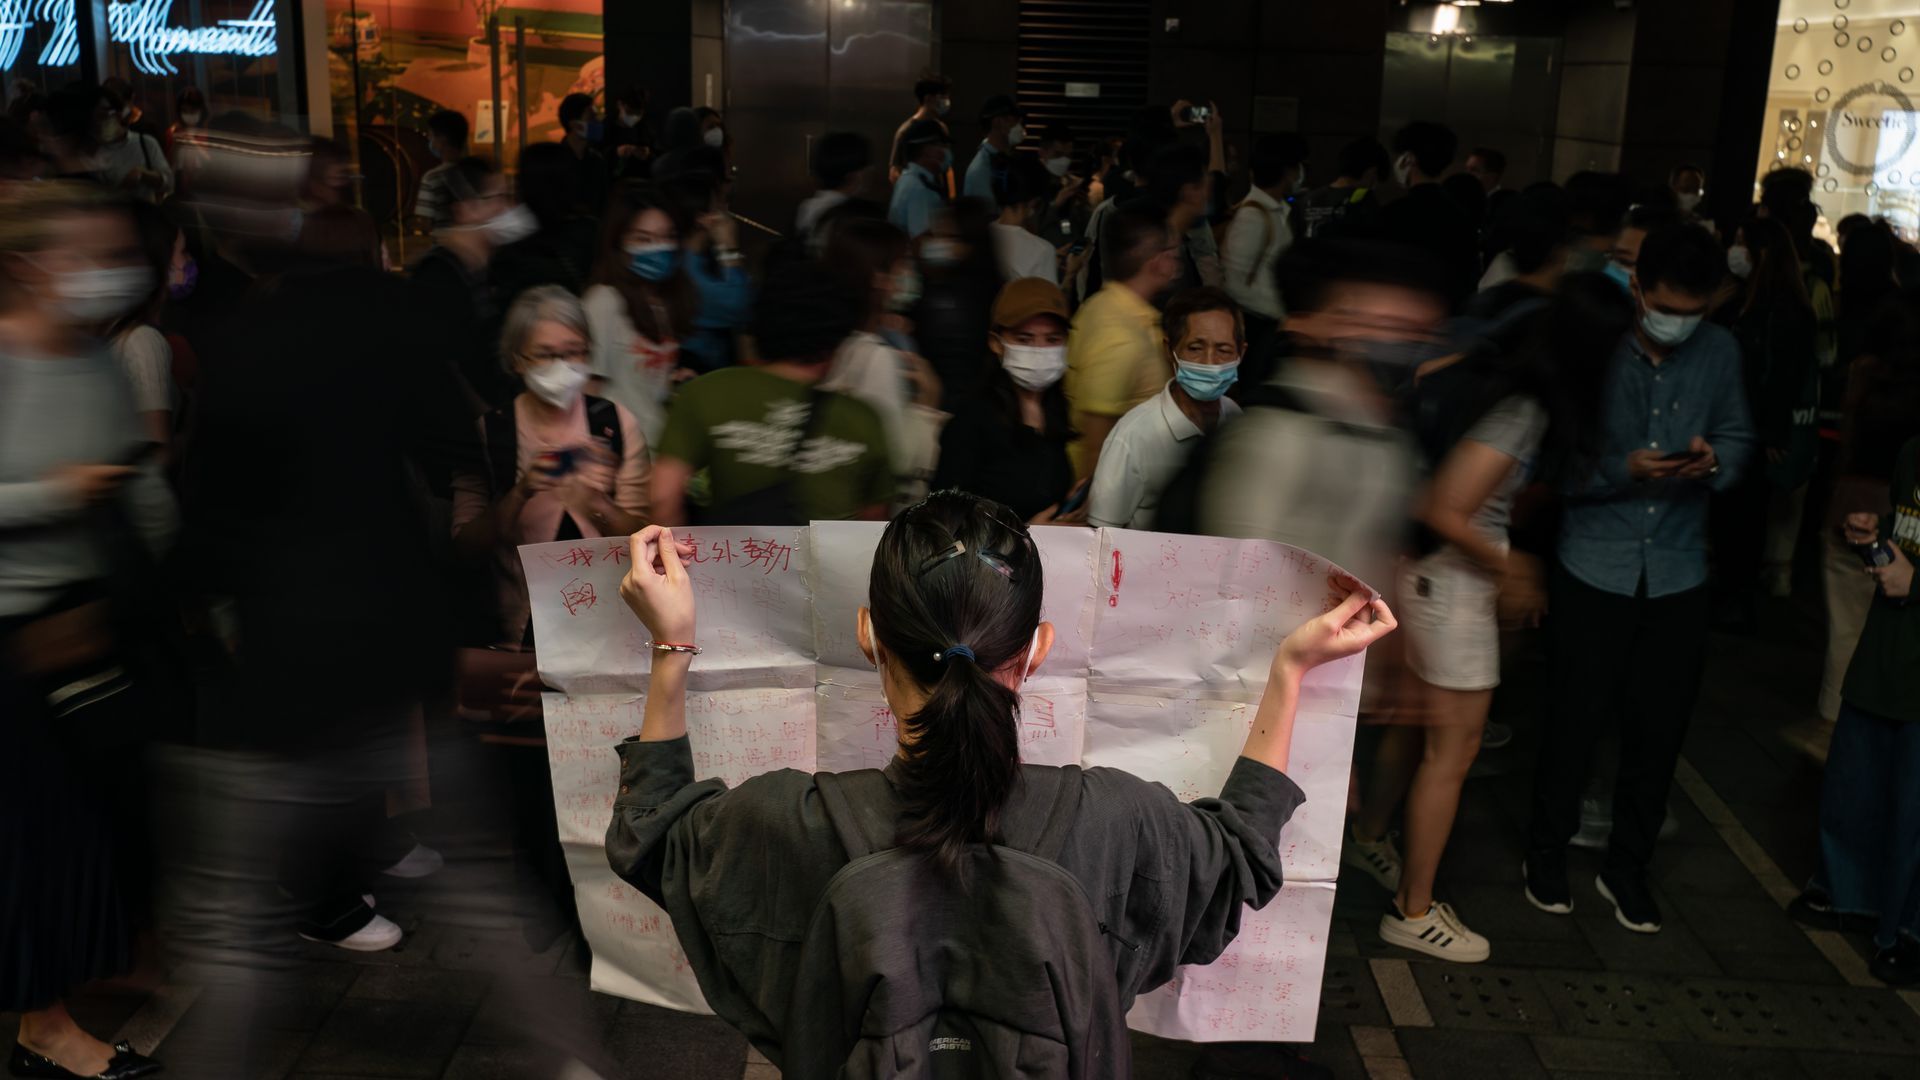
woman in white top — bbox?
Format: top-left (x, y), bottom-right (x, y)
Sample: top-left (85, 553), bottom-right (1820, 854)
top-left (820, 216), bottom-right (945, 506)
top-left (583, 186), bottom-right (698, 447)
top-left (106, 203), bottom-right (182, 452)
top-left (988, 156), bottom-right (1062, 285)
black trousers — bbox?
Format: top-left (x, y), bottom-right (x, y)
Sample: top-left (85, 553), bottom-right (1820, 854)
top-left (1528, 562), bottom-right (1709, 873)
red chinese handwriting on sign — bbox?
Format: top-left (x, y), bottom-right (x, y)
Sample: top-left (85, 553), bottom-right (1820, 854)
top-left (560, 578), bottom-right (598, 615)
top-left (743, 536), bottom-right (793, 574)
top-left (603, 543), bottom-right (629, 565)
top-left (560, 546), bottom-right (595, 567)
top-left (691, 539), bottom-right (737, 565)
top-left (1109, 550), bottom-right (1123, 608)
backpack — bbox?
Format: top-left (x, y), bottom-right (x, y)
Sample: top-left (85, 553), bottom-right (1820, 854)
top-left (781, 767), bottom-right (1128, 1079)
top-left (480, 394), bottom-right (624, 499)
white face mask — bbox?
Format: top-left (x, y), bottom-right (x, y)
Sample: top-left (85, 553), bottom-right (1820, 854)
top-left (1007, 123), bottom-right (1027, 146)
top-left (40, 264), bottom-right (153, 323)
top-left (935, 96), bottom-right (952, 117)
top-left (1043, 155), bottom-right (1071, 178)
top-left (1726, 244), bottom-right (1753, 279)
top-left (1393, 153), bottom-right (1415, 188)
top-left (482, 203), bottom-right (538, 246)
top-left (1639, 306), bottom-right (1703, 347)
top-left (703, 126), bottom-right (726, 148)
top-left (998, 340), bottom-right (1067, 391)
top-left (523, 359), bottom-right (590, 409)
top-left (1677, 191), bottom-right (1703, 213)
top-left (180, 111), bottom-right (203, 127)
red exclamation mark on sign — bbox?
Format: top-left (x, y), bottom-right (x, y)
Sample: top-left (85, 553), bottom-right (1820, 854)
top-left (1109, 550), bottom-right (1123, 607)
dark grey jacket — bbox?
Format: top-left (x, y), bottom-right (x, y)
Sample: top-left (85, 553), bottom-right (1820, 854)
top-left (606, 737), bottom-right (1305, 1069)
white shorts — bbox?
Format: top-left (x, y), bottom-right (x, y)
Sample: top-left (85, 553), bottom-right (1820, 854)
top-left (1399, 550), bottom-right (1501, 692)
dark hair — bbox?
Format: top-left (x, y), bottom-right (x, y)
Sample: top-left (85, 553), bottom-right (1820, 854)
top-left (1836, 213), bottom-right (1874, 245)
top-left (753, 258), bottom-right (858, 363)
top-left (997, 153), bottom-right (1048, 211)
top-left (442, 154), bottom-right (502, 204)
top-left (936, 196), bottom-right (1006, 295)
top-left (101, 76), bottom-right (133, 106)
top-left (1336, 136), bottom-right (1390, 182)
top-left (1277, 237), bottom-right (1448, 315)
top-left (813, 130), bottom-right (872, 190)
top-left (1102, 201), bottom-right (1170, 283)
top-left (1669, 163), bottom-right (1705, 185)
top-left (589, 184), bottom-right (697, 341)
top-left (1565, 171), bottom-right (1633, 238)
top-left (558, 92), bottom-right (595, 130)
top-left (515, 141), bottom-right (581, 229)
top-left (1250, 133), bottom-right (1309, 189)
top-left (1629, 184), bottom-right (1678, 213)
top-left (174, 85), bottom-right (205, 117)
top-left (1442, 173), bottom-right (1487, 228)
top-left (1144, 142), bottom-right (1207, 208)
top-left (1391, 121), bottom-right (1457, 179)
top-left (1737, 215), bottom-right (1812, 317)
top-left (111, 200), bottom-right (179, 334)
top-left (1635, 220), bottom-right (1722, 297)
top-left (1042, 123), bottom-right (1076, 151)
top-left (1622, 203), bottom-right (1679, 234)
top-left (869, 490), bottom-right (1042, 871)
top-left (1163, 286), bottom-right (1244, 349)
top-left (1534, 271), bottom-right (1636, 483)
top-left (1839, 219), bottom-right (1897, 320)
top-left (1759, 167), bottom-right (1814, 221)
top-left (825, 215), bottom-right (910, 326)
top-left (1493, 183), bottom-right (1569, 275)
top-left (45, 83), bottom-right (99, 150)
top-left (428, 108), bottom-right (469, 148)
top-left (1469, 146), bottom-right (1507, 175)
top-left (614, 84), bottom-right (649, 113)
top-left (914, 75), bottom-right (952, 103)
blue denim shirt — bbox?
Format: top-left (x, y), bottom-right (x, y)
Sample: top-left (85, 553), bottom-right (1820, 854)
top-left (1558, 322), bottom-right (1756, 598)
top-left (888, 163), bottom-right (945, 239)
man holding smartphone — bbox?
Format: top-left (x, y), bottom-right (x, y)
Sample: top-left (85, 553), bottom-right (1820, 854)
top-left (1524, 223), bottom-right (1756, 934)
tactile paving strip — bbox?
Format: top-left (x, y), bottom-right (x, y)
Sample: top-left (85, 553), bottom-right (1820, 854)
top-left (1318, 957), bottom-right (1390, 1027)
top-left (1409, 965), bottom-right (1559, 1033)
top-left (1538, 972), bottom-right (1694, 1041)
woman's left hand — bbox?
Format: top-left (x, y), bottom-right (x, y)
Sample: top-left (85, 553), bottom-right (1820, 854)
top-left (621, 526), bottom-right (700, 642)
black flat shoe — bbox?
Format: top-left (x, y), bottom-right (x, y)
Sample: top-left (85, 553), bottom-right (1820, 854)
top-left (9, 1040), bottom-right (163, 1079)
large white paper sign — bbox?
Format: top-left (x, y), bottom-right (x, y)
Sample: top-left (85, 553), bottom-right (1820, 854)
top-left (522, 524), bottom-right (1368, 1041)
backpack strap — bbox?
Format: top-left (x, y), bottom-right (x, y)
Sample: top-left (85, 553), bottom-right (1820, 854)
top-left (481, 404), bottom-right (518, 498)
top-left (814, 770), bottom-right (900, 859)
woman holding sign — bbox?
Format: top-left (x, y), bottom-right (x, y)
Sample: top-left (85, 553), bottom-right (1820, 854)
top-left (605, 490), bottom-right (1394, 1075)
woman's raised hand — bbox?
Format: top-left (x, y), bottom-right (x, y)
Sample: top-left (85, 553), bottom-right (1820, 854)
top-left (620, 525), bottom-right (700, 643)
top-left (1274, 585), bottom-right (1397, 681)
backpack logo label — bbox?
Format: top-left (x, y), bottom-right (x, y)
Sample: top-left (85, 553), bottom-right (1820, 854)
top-left (928, 1037), bottom-right (973, 1053)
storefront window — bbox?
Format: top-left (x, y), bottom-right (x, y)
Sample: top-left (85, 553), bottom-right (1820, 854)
top-left (321, 0), bottom-right (603, 261)
top-left (1760, 0), bottom-right (1920, 238)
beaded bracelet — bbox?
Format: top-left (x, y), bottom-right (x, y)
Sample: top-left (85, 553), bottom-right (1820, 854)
top-left (646, 640), bottom-right (702, 656)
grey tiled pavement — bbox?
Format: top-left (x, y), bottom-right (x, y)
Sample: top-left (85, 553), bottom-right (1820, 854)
top-left (7, 594), bottom-right (1919, 1078)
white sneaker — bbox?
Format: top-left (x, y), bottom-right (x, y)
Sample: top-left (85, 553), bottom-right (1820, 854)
top-left (381, 842), bottom-right (444, 879)
top-left (1379, 900), bottom-right (1491, 963)
top-left (1342, 825), bottom-right (1403, 892)
top-left (300, 913), bottom-right (403, 952)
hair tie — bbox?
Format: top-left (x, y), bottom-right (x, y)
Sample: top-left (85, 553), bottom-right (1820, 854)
top-left (935, 644), bottom-right (976, 664)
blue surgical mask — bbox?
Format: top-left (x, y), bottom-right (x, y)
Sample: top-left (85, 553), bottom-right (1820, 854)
top-left (1603, 261), bottom-right (1634, 292)
top-left (626, 244), bottom-right (680, 282)
top-left (585, 118), bottom-right (605, 142)
top-left (1173, 358), bottom-right (1240, 402)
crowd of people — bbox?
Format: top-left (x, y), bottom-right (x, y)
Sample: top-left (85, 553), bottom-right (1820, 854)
top-left (2, 67), bottom-right (1919, 1079)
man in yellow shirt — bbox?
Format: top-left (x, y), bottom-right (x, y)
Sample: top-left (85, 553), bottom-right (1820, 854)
top-left (1065, 203), bottom-right (1181, 480)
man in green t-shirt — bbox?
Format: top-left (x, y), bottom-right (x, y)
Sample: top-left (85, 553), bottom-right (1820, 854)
top-left (652, 265), bottom-right (894, 525)
top-left (1792, 435), bottom-right (1919, 986)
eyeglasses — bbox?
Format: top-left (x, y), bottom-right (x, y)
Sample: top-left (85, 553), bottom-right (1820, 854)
top-left (522, 349), bottom-right (590, 365)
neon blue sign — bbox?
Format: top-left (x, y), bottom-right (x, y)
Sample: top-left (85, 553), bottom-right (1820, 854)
top-left (0, 0), bottom-right (278, 76)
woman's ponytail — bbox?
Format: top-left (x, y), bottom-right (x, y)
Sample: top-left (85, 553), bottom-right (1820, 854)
top-left (868, 492), bottom-right (1044, 873)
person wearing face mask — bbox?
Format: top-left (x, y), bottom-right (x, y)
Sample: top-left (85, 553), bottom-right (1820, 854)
top-left (1521, 223), bottom-right (1754, 935)
top-left (410, 109), bottom-right (470, 233)
top-left (961, 95), bottom-right (1025, 214)
top-left (1, 183), bottom-right (175, 1080)
top-left (409, 156), bottom-right (533, 411)
top-left (888, 119), bottom-right (952, 240)
top-left (822, 217), bottom-right (946, 507)
top-left (583, 185), bottom-right (699, 446)
top-left (933, 278), bottom-right (1083, 523)
top-left (557, 93), bottom-right (610, 218)
top-left (989, 156), bottom-right (1062, 284)
top-left (606, 85), bottom-right (657, 181)
top-left (1669, 163), bottom-right (1706, 221)
top-left (452, 286), bottom-right (650, 646)
top-left (1381, 120), bottom-right (1477, 308)
top-left (910, 199), bottom-right (1007, 413)
top-left (94, 86), bottom-right (171, 204)
top-left (164, 85), bottom-right (206, 153)
top-left (1064, 204), bottom-right (1181, 482)
top-left (1087, 288), bottom-right (1244, 530)
top-left (1223, 133), bottom-right (1308, 382)
top-left (888, 74), bottom-right (953, 188)
top-left (1602, 204), bottom-right (1675, 295)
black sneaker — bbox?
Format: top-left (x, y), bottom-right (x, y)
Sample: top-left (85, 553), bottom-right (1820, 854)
top-left (1595, 868), bottom-right (1662, 933)
top-left (1787, 885), bottom-right (1877, 933)
top-left (1522, 850), bottom-right (1573, 915)
top-left (1870, 939), bottom-right (1920, 987)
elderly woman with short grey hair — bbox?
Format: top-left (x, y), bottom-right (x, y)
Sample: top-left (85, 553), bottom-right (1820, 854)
top-left (452, 285), bottom-right (651, 645)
